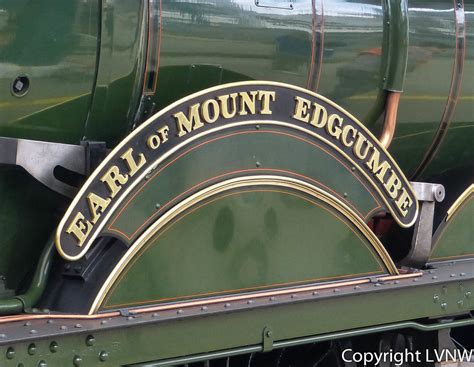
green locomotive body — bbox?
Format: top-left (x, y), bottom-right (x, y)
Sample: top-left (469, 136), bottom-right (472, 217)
top-left (0, 0), bottom-right (472, 366)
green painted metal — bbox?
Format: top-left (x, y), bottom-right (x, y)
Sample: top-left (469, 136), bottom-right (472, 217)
top-left (0, 235), bottom-right (55, 316)
top-left (135, 318), bottom-right (474, 366)
top-left (83, 0), bottom-right (148, 147)
top-left (1, 0), bottom-right (472, 177)
top-left (0, 167), bottom-right (64, 295)
top-left (381, 0), bottom-right (408, 92)
top-left (0, 0), bottom-right (100, 144)
top-left (110, 130), bottom-right (380, 242)
top-left (103, 189), bottom-right (386, 310)
top-left (1, 273), bottom-right (473, 366)
top-left (429, 197), bottom-right (474, 262)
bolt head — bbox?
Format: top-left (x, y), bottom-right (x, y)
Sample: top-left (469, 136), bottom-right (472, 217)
top-left (99, 351), bottom-right (109, 362)
top-left (86, 335), bottom-right (95, 346)
top-left (50, 341), bottom-right (59, 353)
top-left (6, 347), bottom-right (15, 359)
top-left (73, 355), bottom-right (83, 367)
top-left (28, 343), bottom-right (37, 355)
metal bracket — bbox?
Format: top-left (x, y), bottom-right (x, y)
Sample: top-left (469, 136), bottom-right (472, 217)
top-left (402, 182), bottom-right (445, 268)
top-left (262, 326), bottom-right (274, 352)
top-left (0, 137), bottom-right (107, 197)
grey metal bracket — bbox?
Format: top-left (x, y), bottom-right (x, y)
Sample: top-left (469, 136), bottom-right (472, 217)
top-left (402, 182), bottom-right (445, 268)
top-left (0, 137), bottom-right (107, 197)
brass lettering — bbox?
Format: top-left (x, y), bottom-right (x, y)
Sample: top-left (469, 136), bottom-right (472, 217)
top-left (157, 125), bottom-right (169, 143)
top-left (174, 103), bottom-right (204, 137)
top-left (353, 133), bottom-right (373, 160)
top-left (86, 192), bottom-right (111, 224)
top-left (201, 99), bottom-right (220, 123)
top-left (341, 125), bottom-right (356, 147)
top-left (258, 91), bottom-right (276, 114)
top-left (309, 103), bottom-right (328, 128)
top-left (366, 148), bottom-right (391, 184)
top-left (239, 91), bottom-right (258, 115)
top-left (147, 134), bottom-right (160, 150)
top-left (293, 96), bottom-right (311, 122)
top-left (100, 166), bottom-right (128, 198)
top-left (326, 113), bottom-right (343, 139)
top-left (121, 148), bottom-right (146, 177)
top-left (384, 170), bottom-right (402, 199)
top-left (395, 188), bottom-right (413, 217)
top-left (218, 93), bottom-right (237, 119)
top-left (66, 212), bottom-right (93, 247)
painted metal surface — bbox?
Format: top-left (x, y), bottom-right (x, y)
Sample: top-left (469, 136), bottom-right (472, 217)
top-left (0, 261), bottom-right (472, 366)
top-left (98, 184), bottom-right (391, 311)
top-left (0, 0), bottom-right (99, 144)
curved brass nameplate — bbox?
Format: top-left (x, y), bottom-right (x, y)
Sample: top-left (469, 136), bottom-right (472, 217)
top-left (56, 81), bottom-right (418, 261)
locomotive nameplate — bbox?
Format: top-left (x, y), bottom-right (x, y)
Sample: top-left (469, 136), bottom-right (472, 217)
top-left (56, 81), bottom-right (418, 261)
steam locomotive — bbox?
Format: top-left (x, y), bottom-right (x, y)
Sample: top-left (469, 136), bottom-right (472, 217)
top-left (0, 0), bottom-right (472, 366)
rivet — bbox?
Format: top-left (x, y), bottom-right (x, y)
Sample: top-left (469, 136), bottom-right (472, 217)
top-left (413, 278), bottom-right (418, 282)
top-left (24, 321), bottom-right (31, 326)
top-left (466, 291), bottom-right (472, 299)
top-left (152, 313), bottom-right (159, 317)
top-left (312, 291), bottom-right (319, 295)
top-left (247, 300), bottom-right (254, 304)
top-left (256, 161), bottom-right (261, 167)
top-left (201, 306), bottom-right (208, 311)
top-left (99, 351), bottom-right (109, 362)
top-left (60, 325), bottom-right (67, 330)
top-left (127, 316), bottom-right (134, 321)
top-left (433, 295), bottom-right (439, 303)
top-left (460, 272), bottom-right (466, 276)
top-left (6, 347), bottom-right (15, 359)
top-left (333, 288), bottom-right (340, 293)
top-left (75, 323), bottom-right (82, 329)
top-left (432, 276), bottom-right (438, 280)
top-left (224, 303), bottom-right (231, 308)
top-left (50, 341), bottom-right (59, 353)
top-left (100, 320), bottom-right (107, 325)
top-left (354, 286), bottom-right (361, 290)
top-left (450, 273), bottom-right (456, 278)
top-left (351, 166), bottom-right (356, 171)
top-left (429, 270), bottom-right (435, 274)
top-left (30, 329), bottom-right (37, 334)
top-left (343, 193), bottom-right (348, 198)
top-left (0, 333), bottom-right (6, 338)
top-left (155, 203), bottom-right (161, 209)
top-left (458, 300), bottom-right (464, 308)
top-left (374, 283), bottom-right (381, 287)
top-left (86, 335), bottom-right (95, 346)
top-left (47, 319), bottom-right (54, 324)
top-left (255, 125), bottom-right (260, 130)
top-left (177, 309), bottom-right (184, 314)
top-left (269, 296), bottom-right (276, 301)
top-left (441, 302), bottom-right (448, 310)
top-left (266, 330), bottom-right (273, 337)
top-left (28, 343), bottom-right (37, 355)
top-left (73, 355), bottom-right (82, 366)
top-left (32, 308), bottom-right (40, 313)
top-left (394, 280), bottom-right (400, 284)
top-left (291, 294), bottom-right (297, 298)
top-left (38, 360), bottom-right (47, 367)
